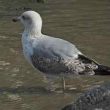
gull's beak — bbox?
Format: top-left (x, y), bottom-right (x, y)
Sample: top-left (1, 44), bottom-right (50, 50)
top-left (12, 16), bottom-right (20, 22)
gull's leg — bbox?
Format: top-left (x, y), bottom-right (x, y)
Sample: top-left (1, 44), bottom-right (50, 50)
top-left (44, 75), bottom-right (66, 92)
top-left (62, 76), bottom-right (66, 92)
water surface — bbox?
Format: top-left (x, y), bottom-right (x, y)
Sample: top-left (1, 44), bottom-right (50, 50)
top-left (0, 0), bottom-right (110, 110)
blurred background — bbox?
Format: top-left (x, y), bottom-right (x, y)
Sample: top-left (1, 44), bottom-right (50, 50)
top-left (0, 0), bottom-right (110, 110)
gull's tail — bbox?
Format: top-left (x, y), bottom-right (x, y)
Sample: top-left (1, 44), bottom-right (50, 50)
top-left (78, 54), bottom-right (110, 75)
top-left (95, 64), bottom-right (110, 75)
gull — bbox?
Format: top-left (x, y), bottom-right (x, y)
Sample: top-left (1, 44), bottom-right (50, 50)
top-left (13, 11), bottom-right (110, 91)
top-left (62, 83), bottom-right (110, 110)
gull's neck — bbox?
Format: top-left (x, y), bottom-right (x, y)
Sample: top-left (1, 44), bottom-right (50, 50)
top-left (23, 23), bottom-right (42, 38)
top-left (24, 29), bottom-right (42, 38)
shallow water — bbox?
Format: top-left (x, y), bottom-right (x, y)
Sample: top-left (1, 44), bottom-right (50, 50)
top-left (0, 0), bottom-right (110, 110)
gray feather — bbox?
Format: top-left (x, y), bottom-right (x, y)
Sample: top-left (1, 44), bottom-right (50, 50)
top-left (29, 35), bottom-right (98, 75)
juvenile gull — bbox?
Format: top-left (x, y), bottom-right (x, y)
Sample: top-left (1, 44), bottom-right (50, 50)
top-left (13, 11), bottom-right (110, 91)
top-left (62, 83), bottom-right (110, 110)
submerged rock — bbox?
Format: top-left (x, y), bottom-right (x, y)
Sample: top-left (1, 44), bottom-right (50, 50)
top-left (62, 83), bottom-right (110, 110)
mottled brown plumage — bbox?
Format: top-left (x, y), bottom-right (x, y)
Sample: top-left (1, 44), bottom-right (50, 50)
top-left (62, 83), bottom-right (110, 110)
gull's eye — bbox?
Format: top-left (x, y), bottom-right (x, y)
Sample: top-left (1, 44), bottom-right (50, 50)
top-left (22, 15), bottom-right (26, 20)
top-left (22, 15), bottom-right (29, 20)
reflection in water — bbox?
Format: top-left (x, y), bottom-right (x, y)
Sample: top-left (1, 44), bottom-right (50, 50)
top-left (0, 0), bottom-right (110, 110)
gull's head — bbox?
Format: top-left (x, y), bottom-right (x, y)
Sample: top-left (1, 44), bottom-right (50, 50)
top-left (13, 11), bottom-right (42, 35)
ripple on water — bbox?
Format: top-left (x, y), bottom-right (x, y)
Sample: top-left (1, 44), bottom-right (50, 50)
top-left (0, 61), bottom-right (10, 66)
top-left (7, 94), bottom-right (22, 101)
top-left (11, 80), bottom-right (24, 88)
top-left (0, 35), bottom-right (7, 39)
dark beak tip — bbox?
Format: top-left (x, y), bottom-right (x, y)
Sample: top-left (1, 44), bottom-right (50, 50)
top-left (12, 18), bottom-right (18, 22)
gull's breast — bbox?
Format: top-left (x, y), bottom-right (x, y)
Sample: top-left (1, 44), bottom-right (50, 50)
top-left (22, 34), bottom-right (33, 64)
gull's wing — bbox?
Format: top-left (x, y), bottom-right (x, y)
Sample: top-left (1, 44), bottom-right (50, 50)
top-left (29, 35), bottom-right (110, 75)
top-left (30, 35), bottom-right (102, 75)
top-left (30, 35), bottom-right (83, 74)
top-left (32, 35), bottom-right (82, 59)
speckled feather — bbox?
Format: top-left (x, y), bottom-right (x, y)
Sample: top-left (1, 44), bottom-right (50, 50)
top-left (62, 84), bottom-right (110, 110)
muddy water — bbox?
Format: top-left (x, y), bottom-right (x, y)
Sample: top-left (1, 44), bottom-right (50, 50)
top-left (0, 0), bottom-right (110, 110)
